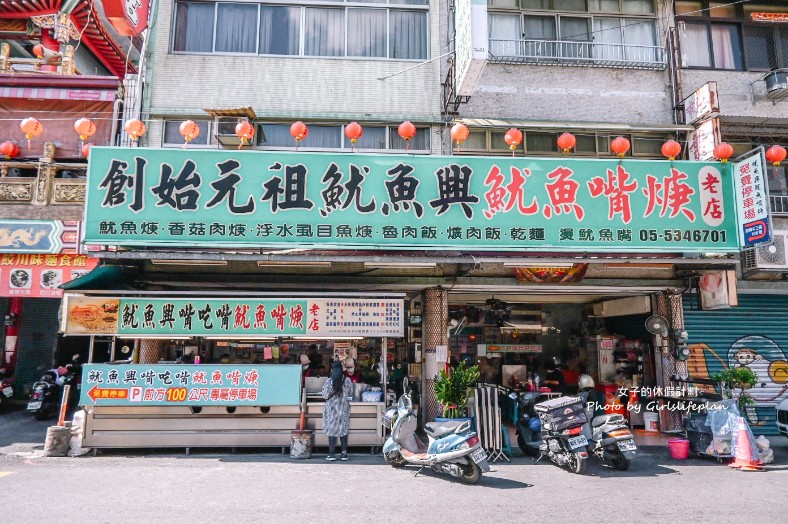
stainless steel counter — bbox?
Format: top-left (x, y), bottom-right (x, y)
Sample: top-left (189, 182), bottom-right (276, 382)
top-left (82, 401), bottom-right (386, 450)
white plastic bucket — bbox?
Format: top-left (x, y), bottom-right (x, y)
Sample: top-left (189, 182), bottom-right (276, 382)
top-left (644, 412), bottom-right (660, 432)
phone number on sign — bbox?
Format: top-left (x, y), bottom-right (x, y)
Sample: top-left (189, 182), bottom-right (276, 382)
top-left (639, 229), bottom-right (728, 243)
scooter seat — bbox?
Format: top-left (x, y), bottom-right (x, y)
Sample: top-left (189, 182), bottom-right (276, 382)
top-left (424, 419), bottom-right (471, 438)
top-left (592, 416), bottom-right (609, 427)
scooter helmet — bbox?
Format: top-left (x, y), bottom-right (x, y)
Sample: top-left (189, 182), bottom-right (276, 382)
top-left (528, 416), bottom-right (541, 433)
top-left (578, 374), bottom-right (595, 390)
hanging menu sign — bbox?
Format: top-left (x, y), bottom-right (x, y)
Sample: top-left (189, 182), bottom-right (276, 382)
top-left (62, 296), bottom-right (404, 337)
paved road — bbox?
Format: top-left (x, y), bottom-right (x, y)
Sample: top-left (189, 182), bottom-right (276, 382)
top-left (0, 409), bottom-right (785, 523)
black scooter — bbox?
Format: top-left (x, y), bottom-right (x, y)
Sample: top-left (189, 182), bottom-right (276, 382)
top-left (0, 367), bottom-right (14, 411)
top-left (511, 391), bottom-right (542, 455)
top-left (27, 371), bottom-right (62, 420)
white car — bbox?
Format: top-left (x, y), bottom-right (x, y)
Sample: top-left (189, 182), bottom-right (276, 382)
top-left (777, 398), bottom-right (788, 437)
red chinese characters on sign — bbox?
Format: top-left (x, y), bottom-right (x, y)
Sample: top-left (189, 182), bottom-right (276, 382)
top-left (102, 0), bottom-right (149, 36)
top-left (308, 303), bottom-right (320, 332)
top-left (701, 173), bottom-right (722, 220)
top-left (482, 166), bottom-right (538, 219)
top-left (587, 165), bottom-right (638, 224)
top-left (271, 303), bottom-right (288, 331)
top-left (543, 167), bottom-right (584, 220)
top-left (234, 304), bottom-right (251, 329)
top-left (0, 254), bottom-right (98, 297)
top-left (254, 304), bottom-right (268, 329)
top-left (289, 304), bottom-right (304, 329)
top-left (642, 168), bottom-right (696, 221)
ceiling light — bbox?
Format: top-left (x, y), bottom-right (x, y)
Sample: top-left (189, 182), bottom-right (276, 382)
top-left (151, 259), bottom-right (227, 266)
top-left (364, 262), bottom-right (437, 269)
top-left (257, 261), bottom-right (332, 267)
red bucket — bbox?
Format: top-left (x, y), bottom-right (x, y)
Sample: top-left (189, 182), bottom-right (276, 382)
top-left (668, 438), bottom-right (690, 460)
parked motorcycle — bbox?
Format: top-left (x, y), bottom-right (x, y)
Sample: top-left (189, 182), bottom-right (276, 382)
top-left (578, 375), bottom-right (637, 471)
top-left (533, 395), bottom-right (589, 474)
top-left (382, 391), bottom-right (490, 484)
top-left (511, 390), bottom-right (542, 455)
top-left (27, 359), bottom-right (79, 421)
top-left (0, 367), bottom-right (14, 411)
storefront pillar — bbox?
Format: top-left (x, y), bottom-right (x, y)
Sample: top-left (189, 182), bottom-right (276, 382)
top-left (422, 286), bottom-right (448, 423)
top-left (655, 291), bottom-right (685, 432)
top-left (138, 339), bottom-right (164, 364)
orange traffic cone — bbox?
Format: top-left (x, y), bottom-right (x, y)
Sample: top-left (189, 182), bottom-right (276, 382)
top-left (728, 417), bottom-right (763, 471)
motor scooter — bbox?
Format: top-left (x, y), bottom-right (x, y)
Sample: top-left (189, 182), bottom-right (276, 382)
top-left (511, 391), bottom-right (542, 455)
top-left (533, 395), bottom-right (589, 474)
top-left (27, 370), bottom-right (62, 420)
top-left (0, 367), bottom-right (14, 411)
top-left (382, 391), bottom-right (490, 484)
top-left (579, 387), bottom-right (637, 470)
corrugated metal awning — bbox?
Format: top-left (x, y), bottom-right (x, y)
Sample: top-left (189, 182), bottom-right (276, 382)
top-left (457, 118), bottom-right (693, 133)
top-left (203, 106), bottom-right (257, 119)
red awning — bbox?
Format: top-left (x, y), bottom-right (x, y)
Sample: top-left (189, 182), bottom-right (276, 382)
top-left (0, 0), bottom-right (135, 77)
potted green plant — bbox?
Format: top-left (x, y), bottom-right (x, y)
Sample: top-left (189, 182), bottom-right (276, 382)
top-left (711, 367), bottom-right (758, 414)
top-left (433, 361), bottom-right (480, 418)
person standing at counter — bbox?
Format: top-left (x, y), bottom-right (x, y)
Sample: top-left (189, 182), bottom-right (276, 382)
top-left (343, 358), bottom-right (361, 383)
top-left (322, 361), bottom-right (353, 461)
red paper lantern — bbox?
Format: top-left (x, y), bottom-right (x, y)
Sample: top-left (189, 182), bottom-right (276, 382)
top-left (290, 121), bottom-right (308, 143)
top-left (345, 122), bottom-right (363, 144)
top-left (81, 142), bottom-right (93, 158)
top-left (611, 136), bottom-right (631, 157)
top-left (124, 118), bottom-right (147, 140)
top-left (766, 145), bottom-right (787, 167)
top-left (180, 120), bottom-right (200, 143)
top-left (74, 118), bottom-right (96, 141)
top-left (32, 44), bottom-right (44, 59)
top-left (450, 123), bottom-right (470, 146)
top-left (1, 141), bottom-right (19, 159)
top-left (557, 132), bottom-right (576, 154)
top-left (714, 142), bottom-right (734, 163)
top-left (20, 117), bottom-right (44, 139)
top-left (504, 128), bottom-right (523, 151)
top-left (235, 121), bottom-right (255, 147)
top-left (398, 121), bottom-right (417, 142)
top-left (661, 139), bottom-right (682, 161)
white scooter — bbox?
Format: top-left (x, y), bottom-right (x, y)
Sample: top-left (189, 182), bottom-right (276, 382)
top-left (382, 391), bottom-right (490, 484)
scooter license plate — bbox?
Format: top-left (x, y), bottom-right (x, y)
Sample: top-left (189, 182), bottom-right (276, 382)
top-left (470, 447), bottom-right (487, 464)
top-left (568, 435), bottom-right (588, 449)
top-left (27, 401), bottom-right (42, 410)
top-left (617, 439), bottom-right (637, 452)
top-left (2, 386), bottom-right (12, 397)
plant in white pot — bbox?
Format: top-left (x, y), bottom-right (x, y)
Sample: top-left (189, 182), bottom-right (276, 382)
top-left (433, 361), bottom-right (480, 418)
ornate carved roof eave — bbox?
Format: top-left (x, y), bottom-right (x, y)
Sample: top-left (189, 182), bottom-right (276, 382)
top-left (0, 1), bottom-right (135, 77)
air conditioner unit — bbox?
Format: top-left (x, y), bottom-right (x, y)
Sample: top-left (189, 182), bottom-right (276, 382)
top-left (743, 230), bottom-right (788, 272)
top-left (765, 70), bottom-right (788, 100)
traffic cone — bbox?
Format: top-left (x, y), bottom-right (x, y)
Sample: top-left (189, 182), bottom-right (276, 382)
top-left (728, 417), bottom-right (763, 471)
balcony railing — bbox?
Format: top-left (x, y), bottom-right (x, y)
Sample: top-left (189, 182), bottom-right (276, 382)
top-left (0, 43), bottom-right (79, 75)
top-left (488, 39), bottom-right (667, 70)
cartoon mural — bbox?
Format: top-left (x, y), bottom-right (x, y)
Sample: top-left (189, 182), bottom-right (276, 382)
top-left (688, 336), bottom-right (788, 430)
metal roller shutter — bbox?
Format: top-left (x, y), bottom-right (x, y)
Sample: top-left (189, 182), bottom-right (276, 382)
top-left (683, 294), bottom-right (788, 435)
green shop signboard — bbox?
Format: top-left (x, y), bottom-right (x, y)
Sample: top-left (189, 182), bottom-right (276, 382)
top-left (84, 147), bottom-right (740, 253)
top-left (78, 364), bottom-right (301, 406)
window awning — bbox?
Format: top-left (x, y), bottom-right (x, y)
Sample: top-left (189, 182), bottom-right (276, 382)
top-left (457, 118), bottom-right (693, 133)
top-left (60, 265), bottom-right (129, 292)
top-left (203, 107), bottom-right (257, 119)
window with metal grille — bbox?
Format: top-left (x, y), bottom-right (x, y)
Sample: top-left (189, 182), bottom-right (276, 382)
top-left (743, 24), bottom-right (777, 70)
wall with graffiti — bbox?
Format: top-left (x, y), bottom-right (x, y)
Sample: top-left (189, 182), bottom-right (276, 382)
top-left (684, 294), bottom-right (788, 435)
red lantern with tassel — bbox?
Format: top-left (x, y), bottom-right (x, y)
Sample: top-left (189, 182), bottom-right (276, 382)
top-left (345, 122), bottom-right (363, 144)
top-left (611, 136), bottom-right (631, 157)
top-left (661, 139), bottom-right (682, 161)
top-left (81, 142), bottom-right (93, 158)
top-left (714, 142), bottom-right (734, 163)
top-left (557, 133), bottom-right (576, 154)
top-left (290, 121), bottom-right (308, 151)
top-left (766, 145), bottom-right (787, 166)
top-left (180, 120), bottom-right (200, 147)
top-left (1, 141), bottom-right (20, 160)
top-left (504, 127), bottom-right (523, 154)
top-left (74, 118), bottom-right (96, 141)
top-left (20, 117), bottom-right (43, 149)
top-left (124, 118), bottom-right (147, 141)
top-left (32, 44), bottom-right (44, 59)
top-left (235, 121), bottom-right (255, 149)
top-left (450, 123), bottom-right (470, 150)
top-left (398, 121), bottom-right (416, 151)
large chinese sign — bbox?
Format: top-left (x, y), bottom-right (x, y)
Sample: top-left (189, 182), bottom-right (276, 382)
top-left (733, 151), bottom-right (772, 248)
top-left (0, 254), bottom-right (98, 297)
top-left (79, 364), bottom-right (301, 406)
top-left (84, 148), bottom-right (741, 252)
top-left (63, 296), bottom-right (404, 337)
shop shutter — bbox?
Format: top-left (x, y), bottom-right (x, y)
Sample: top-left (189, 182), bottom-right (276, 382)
top-left (683, 294), bottom-right (788, 435)
top-left (15, 298), bottom-right (61, 396)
